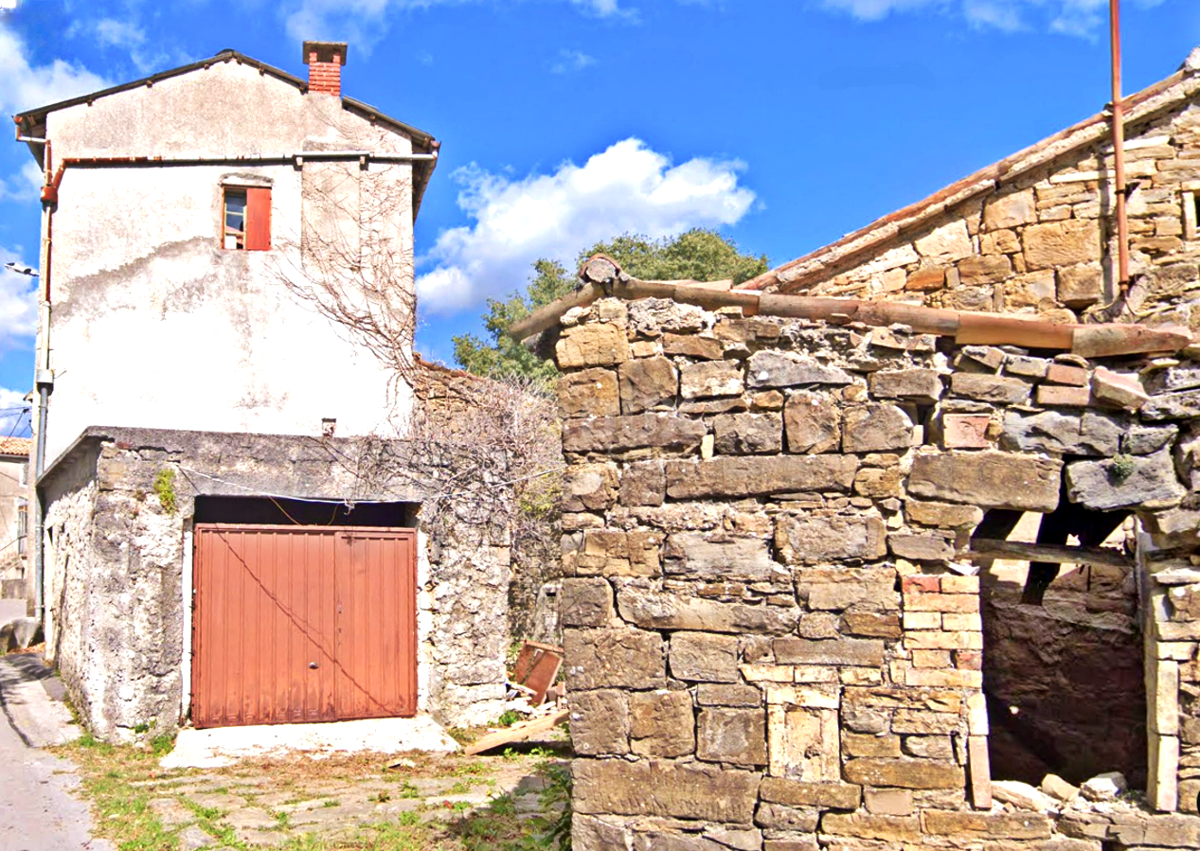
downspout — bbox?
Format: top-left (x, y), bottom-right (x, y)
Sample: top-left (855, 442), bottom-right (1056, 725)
top-left (33, 141), bottom-right (54, 625)
top-left (1110, 0), bottom-right (1130, 296)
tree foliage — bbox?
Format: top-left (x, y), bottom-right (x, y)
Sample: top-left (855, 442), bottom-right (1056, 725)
top-left (452, 229), bottom-right (768, 382)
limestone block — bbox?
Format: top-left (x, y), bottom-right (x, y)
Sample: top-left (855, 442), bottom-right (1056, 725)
top-left (665, 455), bottom-right (858, 499)
top-left (843, 404), bottom-right (913, 453)
top-left (821, 813), bottom-right (921, 842)
top-left (798, 565), bottom-right (897, 612)
top-left (563, 627), bottom-right (666, 691)
top-left (868, 369), bottom-right (943, 404)
top-left (697, 683), bottom-right (762, 707)
top-left (626, 298), bottom-right (706, 335)
top-left (563, 413), bottom-right (707, 454)
top-left (776, 512), bottom-right (887, 564)
top-left (618, 585), bottom-right (798, 634)
top-left (560, 578), bottom-right (614, 628)
top-left (759, 778), bottom-right (861, 811)
top-left (663, 333), bottom-right (723, 359)
top-left (891, 709), bottom-right (960, 734)
top-left (840, 612), bottom-right (902, 639)
top-left (630, 689), bottom-right (695, 757)
top-left (774, 638), bottom-right (884, 667)
top-left (1147, 366), bottom-right (1200, 395)
top-left (697, 707), bottom-right (767, 766)
top-left (906, 267), bottom-right (946, 291)
top-left (784, 392), bottom-right (841, 454)
top-left (961, 345), bottom-right (1006, 370)
top-left (1040, 773), bottom-right (1080, 802)
top-left (747, 351), bottom-right (853, 389)
top-left (1143, 389), bottom-right (1200, 421)
top-left (768, 702), bottom-right (840, 781)
top-left (1065, 450), bottom-right (1185, 511)
top-left (863, 788), bottom-right (913, 816)
top-left (559, 368), bottom-right (620, 417)
top-left (755, 802), bottom-right (820, 832)
top-left (843, 731), bottom-right (901, 757)
top-left (703, 828), bottom-right (762, 851)
top-left (1000, 410), bottom-right (1122, 456)
top-left (958, 254), bottom-right (1013, 285)
top-left (902, 735), bottom-right (954, 760)
top-left (843, 758), bottom-right (964, 789)
top-left (618, 356), bottom-right (678, 414)
top-left (1058, 263), bottom-right (1104, 307)
top-left (1092, 367), bottom-right (1150, 410)
top-left (1006, 354), bottom-right (1051, 379)
top-left (762, 836), bottom-right (818, 851)
top-left (570, 689), bottom-right (629, 755)
top-left (1023, 220), bottom-right (1101, 270)
top-left (940, 413), bottom-right (993, 449)
top-left (575, 530), bottom-right (661, 577)
top-left (888, 531), bottom-right (953, 561)
top-left (853, 467), bottom-right (904, 499)
top-left (671, 632), bottom-right (740, 683)
top-left (905, 500), bottom-right (983, 529)
top-left (915, 220), bottom-right (973, 260)
top-left (984, 188), bottom-right (1036, 230)
top-left (921, 810), bottom-right (1052, 839)
top-left (562, 463), bottom-right (620, 512)
top-left (714, 412), bottom-right (784, 455)
top-left (681, 361), bottom-right (744, 399)
top-left (908, 451), bottom-right (1061, 512)
top-left (950, 372), bottom-right (1031, 404)
top-left (620, 460), bottom-right (665, 507)
top-left (992, 780), bottom-right (1057, 811)
top-left (572, 759), bottom-right (760, 823)
top-left (556, 323), bottom-right (630, 369)
top-left (664, 533), bottom-right (778, 582)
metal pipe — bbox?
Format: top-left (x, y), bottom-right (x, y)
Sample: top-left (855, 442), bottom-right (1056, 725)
top-left (16, 136), bottom-right (47, 144)
top-left (32, 384), bottom-right (48, 624)
top-left (1111, 0), bottom-right (1130, 294)
top-left (32, 143), bottom-right (53, 625)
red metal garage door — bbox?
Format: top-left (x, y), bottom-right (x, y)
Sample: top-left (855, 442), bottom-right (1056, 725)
top-left (191, 524), bottom-right (417, 728)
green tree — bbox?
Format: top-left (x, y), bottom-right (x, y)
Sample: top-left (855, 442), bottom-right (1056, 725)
top-left (452, 229), bottom-right (768, 382)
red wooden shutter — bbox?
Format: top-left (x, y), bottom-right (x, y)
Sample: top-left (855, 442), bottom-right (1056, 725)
top-left (245, 187), bottom-right (272, 251)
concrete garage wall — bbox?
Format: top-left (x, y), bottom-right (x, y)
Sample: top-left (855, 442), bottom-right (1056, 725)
top-left (41, 427), bottom-right (509, 741)
top-left (39, 58), bottom-right (416, 463)
top-left (553, 297), bottom-right (1200, 849)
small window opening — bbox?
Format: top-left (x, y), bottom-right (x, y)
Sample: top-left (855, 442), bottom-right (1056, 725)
top-left (222, 186), bottom-right (271, 251)
top-left (223, 188), bottom-right (247, 249)
top-left (1184, 190), bottom-right (1199, 242)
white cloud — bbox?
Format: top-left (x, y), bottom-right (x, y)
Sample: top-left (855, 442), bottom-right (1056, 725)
top-left (0, 161), bottom-right (43, 203)
top-left (0, 246), bottom-right (39, 348)
top-left (415, 138), bottom-right (757, 314)
top-left (819, 0), bottom-right (1163, 34)
top-left (552, 49), bottom-right (597, 74)
top-left (0, 20), bottom-right (110, 115)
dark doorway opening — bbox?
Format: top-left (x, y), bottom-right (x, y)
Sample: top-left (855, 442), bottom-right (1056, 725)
top-left (194, 496), bottom-right (417, 527)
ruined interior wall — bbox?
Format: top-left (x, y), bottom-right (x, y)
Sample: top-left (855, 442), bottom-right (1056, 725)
top-left (0, 456), bottom-right (27, 597)
top-left (41, 427), bottom-right (509, 740)
top-left (772, 91), bottom-right (1200, 329)
top-left (554, 297), bottom-right (1200, 849)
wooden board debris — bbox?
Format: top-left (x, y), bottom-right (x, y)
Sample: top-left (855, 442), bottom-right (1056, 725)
top-left (463, 708), bottom-right (570, 756)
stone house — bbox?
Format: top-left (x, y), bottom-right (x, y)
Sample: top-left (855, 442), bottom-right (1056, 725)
top-left (12, 43), bottom-right (510, 740)
top-left (0, 436), bottom-right (30, 609)
top-left (508, 44), bottom-right (1200, 851)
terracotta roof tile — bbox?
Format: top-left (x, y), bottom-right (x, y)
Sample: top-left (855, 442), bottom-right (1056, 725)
top-left (0, 437), bottom-right (31, 457)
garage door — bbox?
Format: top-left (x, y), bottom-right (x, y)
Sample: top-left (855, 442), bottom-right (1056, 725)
top-left (191, 524), bottom-right (417, 728)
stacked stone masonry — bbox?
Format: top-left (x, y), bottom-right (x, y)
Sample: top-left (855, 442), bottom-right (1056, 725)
top-left (555, 297), bottom-right (1200, 850)
top-left (770, 84), bottom-right (1200, 332)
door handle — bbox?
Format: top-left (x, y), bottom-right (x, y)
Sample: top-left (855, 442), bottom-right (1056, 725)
top-left (309, 662), bottom-right (319, 669)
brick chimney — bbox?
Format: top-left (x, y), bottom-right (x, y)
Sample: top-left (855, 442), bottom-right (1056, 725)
top-left (303, 41), bottom-right (348, 97)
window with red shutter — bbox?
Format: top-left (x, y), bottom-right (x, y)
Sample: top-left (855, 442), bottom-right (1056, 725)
top-left (222, 186), bottom-right (271, 251)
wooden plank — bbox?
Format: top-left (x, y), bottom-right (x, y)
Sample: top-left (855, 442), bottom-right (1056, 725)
top-left (964, 538), bottom-right (1132, 569)
top-left (464, 708), bottom-right (570, 756)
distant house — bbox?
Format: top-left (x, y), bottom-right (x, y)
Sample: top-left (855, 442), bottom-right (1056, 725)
top-left (13, 43), bottom-right (511, 741)
top-left (0, 436), bottom-right (30, 610)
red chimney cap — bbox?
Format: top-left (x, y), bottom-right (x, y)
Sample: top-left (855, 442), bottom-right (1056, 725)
top-left (303, 41), bottom-right (348, 66)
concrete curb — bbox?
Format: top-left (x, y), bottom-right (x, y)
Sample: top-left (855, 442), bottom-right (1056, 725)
top-left (0, 653), bottom-right (82, 748)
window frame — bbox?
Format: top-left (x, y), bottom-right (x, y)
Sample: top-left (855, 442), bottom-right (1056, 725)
top-left (221, 184), bottom-right (272, 251)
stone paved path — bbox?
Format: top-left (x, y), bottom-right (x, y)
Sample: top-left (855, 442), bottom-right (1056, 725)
top-left (126, 751), bottom-right (553, 848)
top-left (0, 658), bottom-right (116, 851)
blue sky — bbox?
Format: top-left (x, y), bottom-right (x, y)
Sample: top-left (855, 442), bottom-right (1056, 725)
top-left (1, 0), bottom-right (1198, 436)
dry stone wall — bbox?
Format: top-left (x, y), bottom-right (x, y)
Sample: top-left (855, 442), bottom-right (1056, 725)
top-left (554, 297), bottom-right (1200, 849)
top-left (770, 86), bottom-right (1200, 331)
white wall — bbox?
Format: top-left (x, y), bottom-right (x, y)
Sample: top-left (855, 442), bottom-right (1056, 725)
top-left (39, 60), bottom-right (419, 463)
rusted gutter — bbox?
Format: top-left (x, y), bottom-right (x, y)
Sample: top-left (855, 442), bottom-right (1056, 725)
top-left (39, 150), bottom-right (438, 204)
top-left (508, 256), bottom-right (1192, 357)
top-left (1110, 0), bottom-right (1131, 295)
